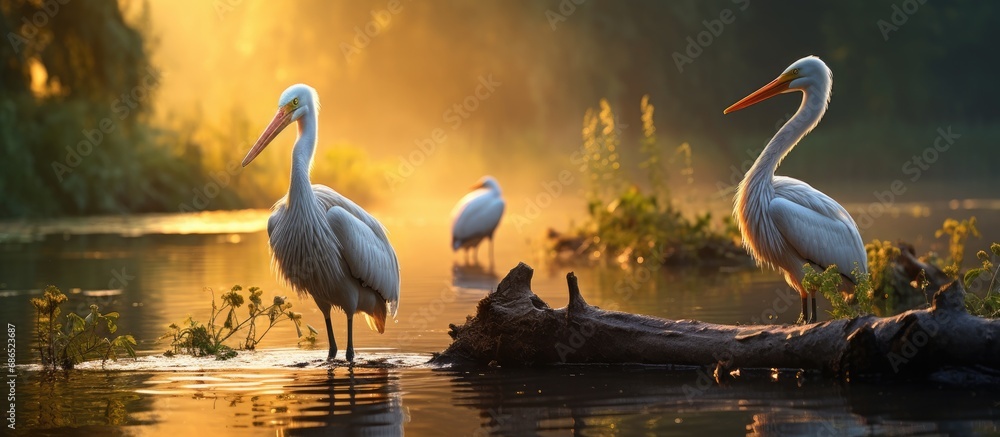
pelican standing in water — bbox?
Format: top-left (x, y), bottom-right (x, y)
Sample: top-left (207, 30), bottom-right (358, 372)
top-left (241, 84), bottom-right (400, 361)
top-left (451, 176), bottom-right (505, 266)
top-left (724, 56), bottom-right (867, 323)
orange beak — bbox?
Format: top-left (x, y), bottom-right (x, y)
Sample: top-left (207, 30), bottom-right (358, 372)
top-left (242, 107), bottom-right (294, 167)
top-left (723, 72), bottom-right (796, 114)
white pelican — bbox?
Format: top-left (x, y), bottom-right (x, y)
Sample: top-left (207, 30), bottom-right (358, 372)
top-left (724, 56), bottom-right (867, 323)
top-left (241, 84), bottom-right (400, 361)
top-left (450, 176), bottom-right (505, 266)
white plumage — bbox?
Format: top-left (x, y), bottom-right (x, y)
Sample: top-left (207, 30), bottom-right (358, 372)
top-left (451, 176), bottom-right (505, 265)
top-left (243, 84), bottom-right (400, 361)
top-left (725, 56), bottom-right (867, 323)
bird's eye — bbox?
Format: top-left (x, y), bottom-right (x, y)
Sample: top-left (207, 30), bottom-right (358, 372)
top-left (292, 98), bottom-right (299, 107)
top-left (790, 68), bottom-right (800, 75)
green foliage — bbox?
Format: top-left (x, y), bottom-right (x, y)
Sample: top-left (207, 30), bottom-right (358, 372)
top-left (804, 264), bottom-right (877, 320)
top-left (581, 99), bottom-right (624, 204)
top-left (638, 95), bottom-right (664, 201)
top-left (0, 1), bottom-right (231, 217)
top-left (161, 285), bottom-right (310, 359)
top-left (962, 243), bottom-right (1000, 319)
top-left (866, 240), bottom-right (901, 298)
top-left (928, 216), bottom-right (998, 318)
top-left (30, 286), bottom-right (136, 370)
top-left (934, 217), bottom-right (980, 278)
top-left (573, 96), bottom-right (735, 265)
top-left (0, 1), bottom-right (386, 217)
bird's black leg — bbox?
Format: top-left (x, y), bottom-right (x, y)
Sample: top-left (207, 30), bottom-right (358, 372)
top-left (325, 316), bottom-right (337, 360)
top-left (809, 290), bottom-right (818, 324)
top-left (345, 315), bottom-right (355, 362)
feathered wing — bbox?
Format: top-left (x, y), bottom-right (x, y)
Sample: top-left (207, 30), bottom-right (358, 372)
top-left (451, 190), bottom-right (504, 248)
top-left (314, 186), bottom-right (401, 317)
top-left (770, 178), bottom-right (867, 283)
top-left (267, 204), bottom-right (283, 238)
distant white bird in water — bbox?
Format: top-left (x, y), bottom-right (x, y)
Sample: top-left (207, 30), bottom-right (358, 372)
top-left (724, 56), bottom-right (867, 323)
top-left (241, 84), bottom-right (400, 362)
top-left (451, 176), bottom-right (505, 266)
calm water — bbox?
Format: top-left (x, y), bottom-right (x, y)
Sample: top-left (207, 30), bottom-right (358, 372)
top-left (2, 196), bottom-right (1000, 435)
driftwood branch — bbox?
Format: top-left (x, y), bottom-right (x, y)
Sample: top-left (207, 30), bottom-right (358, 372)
top-left (433, 263), bottom-right (1000, 381)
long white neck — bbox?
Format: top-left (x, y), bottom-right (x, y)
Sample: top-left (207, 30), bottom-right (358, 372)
top-left (744, 84), bottom-right (829, 191)
top-left (289, 109), bottom-right (318, 206)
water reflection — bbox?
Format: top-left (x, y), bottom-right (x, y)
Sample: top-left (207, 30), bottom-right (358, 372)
top-left (21, 367), bottom-right (407, 435)
top-left (6, 205), bottom-right (1000, 435)
top-left (21, 371), bottom-right (149, 433)
top-left (443, 366), bottom-right (1000, 436)
top-left (452, 263), bottom-right (499, 292)
top-left (281, 368), bottom-right (406, 434)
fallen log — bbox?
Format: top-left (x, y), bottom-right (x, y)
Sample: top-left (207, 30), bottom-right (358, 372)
top-left (890, 241), bottom-right (953, 300)
top-left (432, 263), bottom-right (1000, 382)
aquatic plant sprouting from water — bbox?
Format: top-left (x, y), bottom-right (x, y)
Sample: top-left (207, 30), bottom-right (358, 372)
top-left (31, 286), bottom-right (137, 370)
top-left (570, 95), bottom-right (735, 266)
top-left (161, 285), bottom-right (314, 359)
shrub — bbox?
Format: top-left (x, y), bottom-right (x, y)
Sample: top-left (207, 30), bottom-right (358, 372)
top-left (31, 286), bottom-right (136, 370)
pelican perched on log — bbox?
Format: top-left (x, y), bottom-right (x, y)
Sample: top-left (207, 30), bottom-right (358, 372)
top-left (241, 84), bottom-right (400, 361)
top-left (724, 56), bottom-right (867, 323)
top-left (451, 176), bottom-right (505, 266)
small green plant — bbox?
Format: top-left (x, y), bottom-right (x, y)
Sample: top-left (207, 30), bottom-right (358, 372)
top-left (803, 264), bottom-right (876, 319)
top-left (298, 324), bottom-right (319, 346)
top-left (569, 95), bottom-right (738, 266)
top-left (962, 243), bottom-right (1000, 318)
top-left (935, 217), bottom-right (980, 278)
top-left (161, 285), bottom-right (312, 359)
top-left (866, 240), bottom-right (901, 297)
top-left (31, 286), bottom-right (137, 370)
top-left (638, 95), bottom-right (665, 201)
